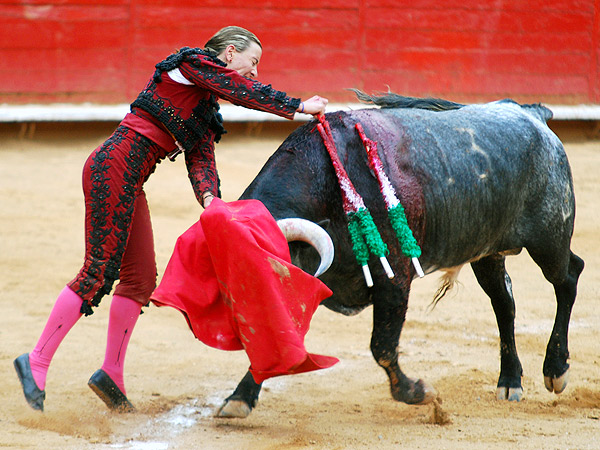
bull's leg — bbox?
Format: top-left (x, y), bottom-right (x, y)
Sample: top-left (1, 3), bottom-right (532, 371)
top-left (471, 255), bottom-right (523, 401)
top-left (537, 251), bottom-right (584, 394)
top-left (216, 371), bottom-right (262, 418)
top-left (371, 282), bottom-right (437, 404)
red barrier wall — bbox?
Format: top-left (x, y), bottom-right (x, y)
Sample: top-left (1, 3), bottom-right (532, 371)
top-left (1, 0), bottom-right (598, 105)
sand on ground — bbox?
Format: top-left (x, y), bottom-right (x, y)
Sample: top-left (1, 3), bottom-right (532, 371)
top-left (1, 121), bottom-right (599, 449)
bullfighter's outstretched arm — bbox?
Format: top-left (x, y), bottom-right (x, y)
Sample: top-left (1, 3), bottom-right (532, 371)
top-left (178, 55), bottom-right (301, 120)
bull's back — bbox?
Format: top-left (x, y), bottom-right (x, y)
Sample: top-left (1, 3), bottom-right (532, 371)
top-left (353, 102), bottom-right (572, 271)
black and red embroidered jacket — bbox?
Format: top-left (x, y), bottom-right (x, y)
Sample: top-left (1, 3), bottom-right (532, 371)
top-left (130, 47), bottom-right (301, 202)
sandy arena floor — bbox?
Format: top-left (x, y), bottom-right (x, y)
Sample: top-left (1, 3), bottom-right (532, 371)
top-left (1, 120), bottom-right (599, 449)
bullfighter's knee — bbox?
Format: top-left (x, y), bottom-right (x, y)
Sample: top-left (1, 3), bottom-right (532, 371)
top-left (114, 270), bottom-right (157, 305)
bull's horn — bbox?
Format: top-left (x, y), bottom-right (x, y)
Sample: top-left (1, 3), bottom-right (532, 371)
top-left (276, 218), bottom-right (334, 277)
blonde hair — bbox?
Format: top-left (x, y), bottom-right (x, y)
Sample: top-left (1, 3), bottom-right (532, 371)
top-left (204, 26), bottom-right (262, 54)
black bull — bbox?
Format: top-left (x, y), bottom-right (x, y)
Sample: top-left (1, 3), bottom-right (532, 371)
top-left (217, 93), bottom-right (584, 417)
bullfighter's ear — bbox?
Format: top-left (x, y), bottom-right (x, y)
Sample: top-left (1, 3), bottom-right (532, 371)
top-left (317, 219), bottom-right (331, 231)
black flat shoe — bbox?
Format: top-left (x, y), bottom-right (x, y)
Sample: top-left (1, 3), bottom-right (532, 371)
top-left (14, 353), bottom-right (45, 412)
top-left (88, 369), bottom-right (135, 412)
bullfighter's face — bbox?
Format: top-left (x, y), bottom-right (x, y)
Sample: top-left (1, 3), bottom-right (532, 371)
top-left (220, 42), bottom-right (262, 79)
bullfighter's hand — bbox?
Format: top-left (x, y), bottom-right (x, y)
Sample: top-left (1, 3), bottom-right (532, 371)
top-left (202, 192), bottom-right (215, 208)
top-left (298, 95), bottom-right (329, 116)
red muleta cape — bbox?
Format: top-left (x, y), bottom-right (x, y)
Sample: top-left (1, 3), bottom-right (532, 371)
top-left (151, 198), bottom-right (338, 383)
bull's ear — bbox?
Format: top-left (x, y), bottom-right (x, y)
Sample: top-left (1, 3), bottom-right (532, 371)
top-left (317, 219), bottom-right (331, 231)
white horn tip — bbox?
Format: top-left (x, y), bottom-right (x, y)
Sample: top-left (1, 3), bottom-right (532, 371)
top-left (277, 218), bottom-right (334, 277)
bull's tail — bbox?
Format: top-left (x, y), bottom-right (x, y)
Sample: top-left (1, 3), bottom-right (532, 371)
top-left (428, 265), bottom-right (464, 310)
top-left (350, 88), bottom-right (465, 112)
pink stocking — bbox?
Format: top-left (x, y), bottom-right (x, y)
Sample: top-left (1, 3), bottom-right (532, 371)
top-left (100, 295), bottom-right (142, 395)
top-left (28, 285), bottom-right (83, 390)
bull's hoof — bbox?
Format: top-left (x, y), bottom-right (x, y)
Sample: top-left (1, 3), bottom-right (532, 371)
top-left (496, 386), bottom-right (523, 402)
top-left (419, 380), bottom-right (438, 405)
top-left (544, 370), bottom-right (569, 394)
top-left (395, 378), bottom-right (438, 405)
top-left (216, 398), bottom-right (252, 418)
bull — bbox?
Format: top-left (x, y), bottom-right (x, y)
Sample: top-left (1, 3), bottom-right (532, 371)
top-left (217, 92), bottom-right (584, 417)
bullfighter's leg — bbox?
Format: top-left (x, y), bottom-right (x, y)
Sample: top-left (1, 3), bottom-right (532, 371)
top-left (470, 254), bottom-right (523, 401)
top-left (370, 279), bottom-right (437, 405)
top-left (528, 250), bottom-right (584, 394)
top-left (216, 371), bottom-right (262, 418)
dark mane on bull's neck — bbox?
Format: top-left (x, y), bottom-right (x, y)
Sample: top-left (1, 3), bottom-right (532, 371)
top-left (350, 88), bottom-right (464, 111)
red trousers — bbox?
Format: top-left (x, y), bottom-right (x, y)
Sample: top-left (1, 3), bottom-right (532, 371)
top-left (69, 126), bottom-right (165, 315)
